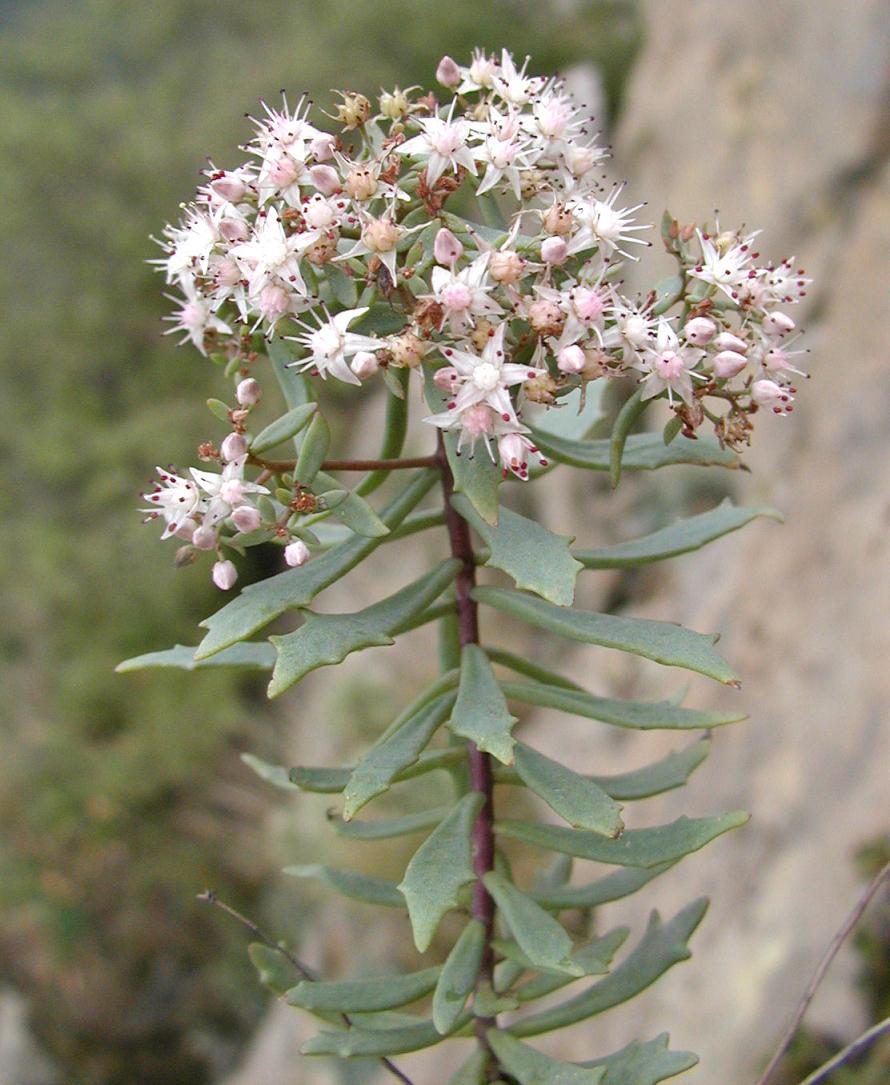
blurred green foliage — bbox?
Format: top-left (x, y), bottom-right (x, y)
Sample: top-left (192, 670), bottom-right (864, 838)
top-left (0, 1), bottom-right (640, 1081)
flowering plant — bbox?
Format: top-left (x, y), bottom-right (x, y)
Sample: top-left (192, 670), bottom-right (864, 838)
top-left (122, 48), bottom-right (809, 1084)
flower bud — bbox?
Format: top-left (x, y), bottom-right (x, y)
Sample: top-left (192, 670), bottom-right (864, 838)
top-left (523, 371), bottom-right (558, 404)
top-left (557, 344), bottom-right (585, 374)
top-left (305, 234), bottom-right (338, 265)
top-left (303, 193), bottom-right (337, 229)
top-left (309, 165), bottom-right (340, 196)
top-left (215, 257), bottom-right (241, 286)
top-left (683, 316), bottom-right (717, 345)
top-left (434, 227), bottom-right (463, 266)
top-left (236, 378), bottom-right (261, 406)
top-left (350, 351), bottom-right (379, 380)
top-left (231, 505), bottom-right (261, 533)
top-left (284, 540), bottom-right (311, 567)
top-left (362, 217), bottom-right (400, 253)
top-left (266, 156), bottom-right (300, 188)
top-left (379, 87), bottom-right (410, 119)
top-left (336, 92), bottom-right (371, 130)
top-left (259, 284), bottom-right (290, 321)
top-left (761, 311), bottom-right (795, 336)
top-left (528, 298), bottom-right (563, 336)
top-left (470, 52), bottom-right (497, 88)
top-left (436, 55), bottom-right (462, 88)
top-left (498, 432), bottom-right (529, 479)
top-left (219, 217), bottom-right (249, 242)
top-left (388, 330), bottom-right (426, 369)
top-left (714, 331), bottom-right (747, 354)
top-left (212, 559), bottom-right (238, 590)
top-left (542, 202), bottom-right (573, 236)
top-left (433, 365), bottom-right (459, 391)
top-left (566, 143), bottom-right (602, 177)
top-left (192, 525), bottom-right (218, 551)
top-left (210, 174), bottom-right (247, 203)
top-left (541, 236), bottom-right (568, 265)
top-left (309, 134), bottom-right (335, 162)
top-left (220, 432), bottom-right (248, 462)
top-left (174, 519), bottom-right (198, 542)
top-left (572, 287), bottom-right (606, 323)
top-left (489, 249), bottom-right (525, 284)
top-left (345, 167), bottom-right (377, 200)
top-left (752, 378), bottom-right (793, 412)
top-left (713, 350), bottom-right (748, 379)
top-left (462, 403), bottom-right (495, 438)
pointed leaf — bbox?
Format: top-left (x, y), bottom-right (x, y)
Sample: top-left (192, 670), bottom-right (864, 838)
top-left (529, 430), bottom-right (739, 472)
top-left (268, 558), bottom-right (460, 696)
top-left (500, 679), bottom-right (745, 730)
top-left (433, 919), bottom-right (485, 1034)
top-left (452, 495), bottom-right (582, 606)
top-left (248, 943), bottom-right (294, 996)
top-left (356, 366), bottom-right (410, 496)
top-left (195, 470), bottom-right (436, 658)
top-left (483, 872), bottom-right (580, 976)
top-left (250, 403), bottom-right (317, 454)
top-left (293, 746), bottom-right (464, 796)
top-left (575, 501), bottom-right (782, 569)
top-left (116, 642), bottom-right (275, 673)
top-left (448, 1051), bottom-right (489, 1085)
top-left (581, 1034), bottom-right (698, 1085)
top-left (473, 587), bottom-right (740, 685)
top-left (284, 864), bottom-right (404, 907)
top-left (399, 792), bottom-right (484, 951)
top-left (302, 1018), bottom-right (464, 1057)
top-left (486, 646), bottom-right (582, 691)
top-left (497, 812), bottom-right (748, 868)
top-left (515, 928), bottom-right (631, 1003)
top-left (287, 966), bottom-right (440, 1013)
top-left (450, 643), bottom-right (518, 764)
top-left (323, 263), bottom-right (359, 308)
top-left (241, 753), bottom-right (300, 791)
top-left (344, 691), bottom-right (456, 818)
top-left (313, 468), bottom-right (390, 537)
top-left (486, 1030), bottom-right (606, 1085)
top-left (651, 275), bottom-right (685, 316)
top-left (513, 900), bottom-right (709, 1037)
top-left (513, 742), bottom-right (624, 837)
top-left (294, 411), bottom-right (330, 486)
top-left (267, 339), bottom-right (314, 410)
top-left (610, 388), bottom-right (646, 487)
top-left (331, 806), bottom-right (448, 841)
top-left (530, 864), bottom-right (676, 911)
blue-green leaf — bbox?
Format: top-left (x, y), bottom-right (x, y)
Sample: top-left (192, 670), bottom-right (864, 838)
top-left (610, 389), bottom-right (646, 488)
top-left (530, 864), bottom-right (676, 911)
top-left (398, 792), bottom-right (484, 952)
top-left (486, 1030), bottom-right (606, 1085)
top-left (330, 806), bottom-right (448, 841)
top-left (267, 339), bottom-right (314, 410)
top-left (302, 1018), bottom-right (464, 1057)
top-left (323, 263), bottom-right (359, 308)
top-left (116, 642), bottom-right (275, 673)
top-left (529, 430), bottom-right (739, 473)
top-left (452, 495), bottom-right (582, 606)
top-left (484, 872), bottom-right (580, 976)
top-left (291, 746), bottom-right (465, 795)
top-left (241, 753), bottom-right (299, 792)
top-left (497, 811), bottom-right (748, 868)
top-left (514, 901), bottom-right (709, 1037)
top-left (433, 919), bottom-right (485, 1034)
top-left (651, 275), bottom-right (685, 316)
top-left (473, 587), bottom-right (740, 686)
top-left (513, 742), bottom-right (624, 837)
top-left (450, 643), bottom-right (518, 765)
top-left (575, 501), bottom-right (782, 569)
top-left (311, 468), bottom-right (390, 538)
top-left (195, 469), bottom-right (436, 659)
top-left (284, 864), bottom-right (404, 908)
top-left (248, 943), bottom-right (294, 996)
top-left (294, 411), bottom-right (330, 487)
top-left (250, 403), bottom-right (317, 454)
top-left (581, 1034), bottom-right (698, 1085)
top-left (514, 928), bottom-right (631, 1003)
top-left (355, 366), bottom-right (410, 496)
top-left (448, 1050), bottom-right (489, 1085)
top-left (287, 967), bottom-right (440, 1013)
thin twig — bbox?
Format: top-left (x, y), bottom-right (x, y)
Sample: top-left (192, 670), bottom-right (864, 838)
top-left (796, 1015), bottom-right (890, 1085)
top-left (197, 890), bottom-right (417, 1085)
top-left (755, 860), bottom-right (890, 1085)
top-left (248, 454), bottom-right (439, 474)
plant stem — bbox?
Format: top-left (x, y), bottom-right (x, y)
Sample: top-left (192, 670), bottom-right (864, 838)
top-left (248, 454), bottom-right (439, 473)
top-left (437, 436), bottom-right (499, 1068)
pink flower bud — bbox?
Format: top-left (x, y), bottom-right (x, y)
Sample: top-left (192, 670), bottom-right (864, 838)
top-left (714, 331), bottom-right (748, 354)
top-left (433, 365), bottom-right (459, 391)
top-left (231, 505), bottom-right (261, 533)
top-left (541, 236), bottom-right (568, 265)
top-left (284, 540), bottom-right (310, 567)
top-left (572, 287), bottom-right (606, 323)
top-left (498, 432), bottom-right (529, 479)
top-left (436, 55), bottom-right (462, 88)
top-left (267, 156), bottom-right (300, 188)
top-left (350, 351), bottom-right (379, 380)
top-left (761, 311), bottom-right (795, 336)
top-left (309, 165), bottom-right (340, 196)
top-left (683, 317), bottom-right (717, 345)
top-left (713, 350), bottom-right (748, 379)
top-left (219, 217), bottom-right (249, 242)
top-left (434, 227), bottom-right (464, 266)
top-left (212, 559), bottom-right (238, 590)
top-left (259, 284), bottom-right (290, 320)
top-left (462, 403), bottom-right (495, 438)
top-left (174, 518), bottom-right (198, 541)
top-left (215, 257), bottom-right (241, 286)
top-left (220, 479), bottom-right (246, 505)
top-left (557, 344), bottom-right (585, 374)
top-left (236, 378), bottom-right (261, 406)
top-left (309, 134), bottom-right (335, 162)
top-left (192, 525), bottom-right (218, 550)
top-left (752, 378), bottom-right (793, 413)
top-left (488, 249), bottom-right (525, 284)
top-left (210, 174), bottom-right (247, 203)
top-left (220, 432), bottom-right (248, 462)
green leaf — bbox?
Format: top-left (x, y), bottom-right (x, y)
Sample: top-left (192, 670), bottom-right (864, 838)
top-left (610, 389), bottom-right (646, 488)
top-left (581, 1034), bottom-right (698, 1085)
top-left (284, 864), bottom-right (404, 907)
top-left (448, 1051), bottom-right (489, 1085)
top-left (248, 943), bottom-right (294, 996)
top-left (195, 469), bottom-right (436, 658)
top-left (323, 263), bottom-right (359, 308)
top-left (287, 966), bottom-right (440, 1014)
top-left (206, 397), bottom-right (231, 422)
top-left (433, 919), bottom-right (485, 1034)
top-left (450, 643), bottom-right (518, 764)
top-left (292, 746), bottom-right (464, 796)
top-left (268, 558), bottom-right (460, 697)
top-left (530, 864), bottom-right (676, 912)
top-left (398, 792), bottom-right (484, 951)
top-left (486, 1030), bottom-right (606, 1085)
top-left (651, 275), bottom-right (685, 316)
top-left (529, 430), bottom-right (739, 473)
top-left (356, 366), bottom-right (410, 496)
top-left (514, 928), bottom-right (631, 1003)
top-left (312, 469), bottom-right (390, 538)
top-left (662, 415), bottom-right (683, 446)
top-left (513, 900), bottom-right (709, 1037)
top-left (513, 742), bottom-right (624, 837)
top-left (267, 339), bottom-right (315, 410)
top-left (330, 805), bottom-right (448, 841)
top-left (486, 646), bottom-right (582, 691)
top-left (116, 642), bottom-right (275, 673)
top-left (250, 403), bottom-right (317, 454)
top-left (295, 411), bottom-right (330, 487)
top-left (500, 679), bottom-right (745, 731)
top-left (452, 495), bottom-right (582, 606)
top-left (497, 811), bottom-right (748, 868)
top-left (424, 370), bottom-right (500, 524)
top-left (575, 501), bottom-right (782, 569)
top-left (350, 304), bottom-right (407, 336)
top-left (344, 690), bottom-right (457, 819)
top-left (483, 871), bottom-right (580, 976)
top-left (528, 382), bottom-right (606, 441)
top-left (241, 753), bottom-right (299, 792)
top-left (473, 587), bottom-right (740, 686)
top-left (303, 1017), bottom-right (466, 1057)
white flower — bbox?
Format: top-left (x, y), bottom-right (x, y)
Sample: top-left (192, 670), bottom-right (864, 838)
top-left (230, 207), bottom-right (316, 297)
top-left (491, 49), bottom-right (542, 107)
top-left (190, 456), bottom-right (270, 528)
top-left (250, 93), bottom-right (324, 159)
top-left (162, 280), bottom-right (232, 355)
top-left (689, 228), bottom-right (760, 300)
top-left (428, 253), bottom-right (502, 334)
top-left (474, 134), bottom-right (531, 198)
top-left (639, 320), bottom-right (706, 406)
top-left (287, 307), bottom-right (383, 385)
top-left (568, 186), bottom-right (651, 260)
top-left (142, 468), bottom-right (203, 540)
top-left (154, 207), bottom-right (219, 284)
top-left (399, 103), bottom-right (478, 186)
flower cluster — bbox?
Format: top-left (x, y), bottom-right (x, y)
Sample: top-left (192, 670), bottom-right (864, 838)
top-left (146, 49), bottom-right (811, 588)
